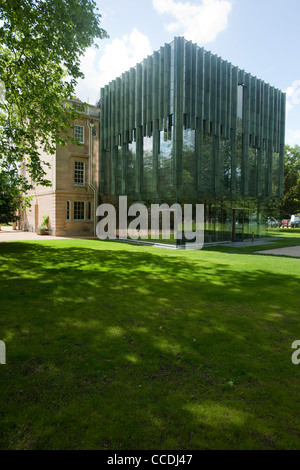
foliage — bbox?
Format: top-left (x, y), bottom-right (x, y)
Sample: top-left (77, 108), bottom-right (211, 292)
top-left (281, 178), bottom-right (300, 218)
top-left (0, 0), bottom-right (108, 198)
top-left (0, 168), bottom-right (30, 223)
top-left (280, 145), bottom-right (300, 218)
top-left (0, 193), bottom-right (16, 224)
top-left (284, 144), bottom-right (300, 174)
top-left (40, 215), bottom-right (49, 228)
top-left (0, 174), bottom-right (19, 224)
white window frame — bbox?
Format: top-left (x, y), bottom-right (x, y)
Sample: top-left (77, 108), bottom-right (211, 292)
top-left (74, 161), bottom-right (85, 186)
top-left (74, 125), bottom-right (85, 144)
top-left (74, 201), bottom-right (85, 221)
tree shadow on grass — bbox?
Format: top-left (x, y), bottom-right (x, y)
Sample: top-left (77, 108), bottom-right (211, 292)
top-left (0, 240), bottom-right (300, 450)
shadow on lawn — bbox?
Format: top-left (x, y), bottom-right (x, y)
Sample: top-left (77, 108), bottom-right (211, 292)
top-left (0, 241), bottom-right (300, 450)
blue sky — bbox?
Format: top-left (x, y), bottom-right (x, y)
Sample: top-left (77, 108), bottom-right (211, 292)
top-left (75, 0), bottom-right (300, 146)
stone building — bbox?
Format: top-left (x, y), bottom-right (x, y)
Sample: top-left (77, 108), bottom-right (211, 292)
top-left (21, 99), bottom-right (100, 237)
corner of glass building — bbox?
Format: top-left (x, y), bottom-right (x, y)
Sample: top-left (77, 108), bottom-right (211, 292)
top-left (99, 37), bottom-right (286, 248)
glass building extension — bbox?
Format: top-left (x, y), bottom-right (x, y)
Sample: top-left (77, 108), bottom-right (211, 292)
top-left (100, 37), bottom-right (286, 245)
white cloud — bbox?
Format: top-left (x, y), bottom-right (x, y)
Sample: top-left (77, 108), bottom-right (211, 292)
top-left (286, 129), bottom-right (300, 147)
top-left (280, 81), bottom-right (300, 146)
top-left (75, 29), bottom-right (152, 104)
top-left (152, 0), bottom-right (232, 44)
top-left (75, 48), bottom-right (100, 103)
top-left (285, 80), bottom-right (300, 113)
top-left (98, 28), bottom-right (152, 88)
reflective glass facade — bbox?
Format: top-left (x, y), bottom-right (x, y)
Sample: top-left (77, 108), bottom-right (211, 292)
top-left (100, 37), bottom-right (286, 246)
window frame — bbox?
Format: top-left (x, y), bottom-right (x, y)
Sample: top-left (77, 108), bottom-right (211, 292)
top-left (66, 200), bottom-right (71, 221)
top-left (74, 161), bottom-right (85, 186)
top-left (73, 201), bottom-right (85, 221)
top-left (74, 125), bottom-right (85, 144)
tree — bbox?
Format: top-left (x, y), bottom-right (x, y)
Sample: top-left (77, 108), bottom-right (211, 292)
top-left (0, 0), bottom-right (108, 199)
top-left (284, 144), bottom-right (300, 174)
top-left (0, 189), bottom-right (18, 225)
top-left (280, 145), bottom-right (300, 218)
top-left (0, 170), bottom-right (26, 224)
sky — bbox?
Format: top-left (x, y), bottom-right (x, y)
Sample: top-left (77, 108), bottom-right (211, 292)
top-left (75, 0), bottom-right (300, 147)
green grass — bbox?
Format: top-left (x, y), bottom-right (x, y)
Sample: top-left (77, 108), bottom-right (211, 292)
top-left (268, 228), bottom-right (300, 234)
top-left (0, 234), bottom-right (300, 450)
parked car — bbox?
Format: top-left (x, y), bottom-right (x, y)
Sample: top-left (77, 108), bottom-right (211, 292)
top-left (280, 219), bottom-right (290, 228)
top-left (267, 217), bottom-right (279, 227)
top-left (290, 215), bottom-right (300, 228)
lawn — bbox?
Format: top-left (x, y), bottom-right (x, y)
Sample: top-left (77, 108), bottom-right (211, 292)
top-left (0, 234), bottom-right (300, 450)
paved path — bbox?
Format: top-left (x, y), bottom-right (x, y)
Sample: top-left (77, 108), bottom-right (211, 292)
top-left (256, 246), bottom-right (300, 258)
top-left (0, 226), bottom-right (71, 242)
top-left (224, 238), bottom-right (279, 248)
